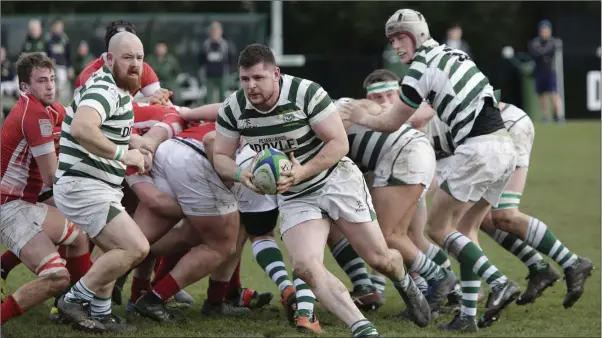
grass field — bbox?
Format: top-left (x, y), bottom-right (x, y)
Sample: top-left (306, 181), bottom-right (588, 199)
top-left (2, 121), bottom-right (600, 337)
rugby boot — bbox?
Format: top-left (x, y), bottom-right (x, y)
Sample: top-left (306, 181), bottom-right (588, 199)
top-left (133, 291), bottom-right (176, 323)
top-left (57, 295), bottom-right (105, 333)
top-left (563, 256), bottom-right (594, 309)
top-left (281, 285), bottom-right (297, 325)
top-left (478, 280), bottom-right (521, 328)
top-left (95, 313), bottom-right (137, 333)
top-left (296, 313), bottom-right (322, 334)
top-left (166, 289), bottom-right (195, 309)
top-left (227, 287), bottom-right (273, 310)
top-left (440, 312), bottom-right (478, 332)
top-left (351, 285), bottom-right (385, 311)
top-left (516, 261), bottom-right (561, 305)
top-left (397, 276), bottom-right (432, 327)
top-left (201, 299), bottom-right (251, 316)
top-left (426, 269), bottom-right (458, 314)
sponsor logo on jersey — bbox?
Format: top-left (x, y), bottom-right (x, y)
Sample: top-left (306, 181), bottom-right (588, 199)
top-left (39, 119), bottom-right (53, 137)
top-left (249, 136), bottom-right (298, 152)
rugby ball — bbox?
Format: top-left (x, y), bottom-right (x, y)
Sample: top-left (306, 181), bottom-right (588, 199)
top-left (251, 148), bottom-right (292, 195)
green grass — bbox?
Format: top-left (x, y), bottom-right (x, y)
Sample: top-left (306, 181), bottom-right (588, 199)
top-left (2, 120), bottom-right (601, 337)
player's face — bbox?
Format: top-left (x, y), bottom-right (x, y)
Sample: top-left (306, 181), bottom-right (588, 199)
top-left (539, 26), bottom-right (551, 39)
top-left (109, 47), bottom-right (143, 93)
top-left (240, 62), bottom-right (280, 108)
top-left (367, 89), bottom-right (400, 105)
top-left (389, 34), bottom-right (415, 64)
top-left (23, 67), bottom-right (55, 106)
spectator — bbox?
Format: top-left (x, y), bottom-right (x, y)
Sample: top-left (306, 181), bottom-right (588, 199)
top-left (45, 19), bottom-right (73, 103)
top-left (73, 40), bottom-right (95, 80)
top-left (21, 19), bottom-right (46, 55)
top-left (199, 21), bottom-right (235, 103)
top-left (1, 46), bottom-right (18, 121)
top-left (146, 41), bottom-right (180, 92)
top-left (444, 24), bottom-right (472, 58)
top-left (528, 20), bottom-right (564, 123)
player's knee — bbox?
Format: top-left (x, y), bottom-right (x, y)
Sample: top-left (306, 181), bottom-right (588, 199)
top-left (67, 230), bottom-right (89, 250)
top-left (127, 237), bottom-right (150, 266)
top-left (36, 252), bottom-right (71, 295)
top-left (363, 247), bottom-right (392, 273)
top-left (491, 208), bottom-right (520, 233)
top-left (426, 223), bottom-right (448, 246)
top-left (292, 259), bottom-right (322, 288)
top-left (55, 220), bottom-right (81, 246)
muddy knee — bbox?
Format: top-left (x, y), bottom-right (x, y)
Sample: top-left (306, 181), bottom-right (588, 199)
top-left (128, 238), bottom-right (150, 267)
top-left (491, 209), bottom-right (521, 234)
top-left (292, 260), bottom-right (323, 288)
top-left (40, 267), bottom-right (71, 296)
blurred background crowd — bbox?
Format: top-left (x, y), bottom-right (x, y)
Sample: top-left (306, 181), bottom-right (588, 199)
top-left (1, 1), bottom-right (600, 122)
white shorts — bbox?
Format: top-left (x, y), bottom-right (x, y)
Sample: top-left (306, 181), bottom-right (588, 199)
top-left (372, 135), bottom-right (436, 200)
top-left (505, 114), bottom-right (534, 168)
top-left (53, 177), bottom-right (125, 238)
top-left (233, 145), bottom-right (278, 213)
top-left (278, 157), bottom-right (375, 235)
top-left (0, 200), bottom-right (47, 256)
top-left (436, 130), bottom-right (517, 207)
top-left (153, 138), bottom-right (238, 217)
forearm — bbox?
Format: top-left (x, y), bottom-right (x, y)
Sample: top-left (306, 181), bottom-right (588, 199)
top-left (214, 153), bottom-right (240, 181)
top-left (359, 105), bottom-right (406, 133)
top-left (180, 103), bottom-right (220, 121)
top-left (142, 127), bottom-right (169, 153)
top-left (302, 137), bottom-right (348, 178)
top-left (73, 126), bottom-right (120, 160)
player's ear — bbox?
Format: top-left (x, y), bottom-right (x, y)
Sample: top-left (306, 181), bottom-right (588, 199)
top-left (19, 82), bottom-right (29, 93)
top-left (273, 66), bottom-right (280, 81)
top-left (106, 52), bottom-right (114, 67)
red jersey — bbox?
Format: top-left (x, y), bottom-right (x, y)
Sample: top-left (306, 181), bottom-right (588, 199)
top-left (1, 94), bottom-right (66, 204)
top-left (132, 103), bottom-right (187, 138)
top-left (176, 122), bottom-right (216, 142)
top-left (74, 53), bottom-right (160, 96)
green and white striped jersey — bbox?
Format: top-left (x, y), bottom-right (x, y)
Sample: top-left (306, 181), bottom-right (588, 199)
top-left (55, 66), bottom-right (134, 187)
top-left (334, 98), bottom-right (425, 171)
top-left (216, 74), bottom-right (337, 198)
top-left (401, 39), bottom-right (496, 145)
top-left (426, 103), bottom-right (528, 160)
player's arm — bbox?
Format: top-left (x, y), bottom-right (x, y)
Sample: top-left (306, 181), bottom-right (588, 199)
top-left (24, 117), bottom-right (58, 186)
top-left (202, 131), bottom-right (217, 165)
top-left (407, 101), bottom-right (436, 132)
top-left (302, 87), bottom-right (349, 178)
top-left (178, 103), bottom-right (221, 122)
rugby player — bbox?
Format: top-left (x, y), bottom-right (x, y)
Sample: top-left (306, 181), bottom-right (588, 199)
top-left (329, 69), bottom-right (458, 317)
top-left (204, 131), bottom-right (318, 332)
top-left (213, 43), bottom-right (431, 337)
top-left (0, 53), bottom-right (78, 324)
top-left (53, 32), bottom-right (148, 333)
top-left (340, 9), bottom-right (521, 331)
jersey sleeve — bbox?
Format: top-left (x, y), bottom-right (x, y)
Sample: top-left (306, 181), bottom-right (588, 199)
top-left (22, 108), bottom-right (56, 157)
top-left (305, 82), bottom-right (337, 126)
top-left (155, 113), bottom-right (187, 139)
top-left (216, 98), bottom-right (240, 139)
top-left (139, 62), bottom-right (161, 97)
top-left (401, 56), bottom-right (428, 108)
top-left (78, 85), bottom-right (119, 123)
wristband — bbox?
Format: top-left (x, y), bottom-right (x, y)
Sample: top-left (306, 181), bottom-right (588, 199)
top-left (114, 147), bottom-right (124, 161)
top-left (235, 167), bottom-right (242, 182)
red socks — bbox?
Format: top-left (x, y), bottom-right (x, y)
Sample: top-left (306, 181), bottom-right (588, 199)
top-left (0, 251), bottom-right (22, 279)
top-left (65, 252), bottom-right (92, 285)
top-left (152, 273), bottom-right (180, 301)
top-left (227, 261), bottom-right (242, 299)
top-left (152, 250), bottom-right (190, 285)
top-left (131, 276), bottom-right (152, 301)
top-left (207, 278), bottom-right (230, 305)
top-left (1, 295), bottom-right (23, 324)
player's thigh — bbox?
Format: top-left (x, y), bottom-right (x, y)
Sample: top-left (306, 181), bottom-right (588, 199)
top-left (0, 200), bottom-right (47, 257)
top-left (94, 210), bottom-right (149, 255)
top-left (53, 177), bottom-right (125, 239)
top-left (371, 185), bottom-right (423, 236)
top-left (326, 222), bottom-right (346, 247)
top-left (438, 134), bottom-right (516, 206)
top-left (133, 203), bottom-right (178, 244)
top-left (492, 167), bottom-right (528, 212)
top-left (281, 218), bottom-right (331, 269)
top-left (19, 231), bottom-right (62, 275)
top-left (187, 211), bottom-right (240, 255)
top-left (427, 186), bottom-right (474, 245)
top-left (40, 204), bottom-right (80, 246)
top-left (336, 217), bottom-right (390, 266)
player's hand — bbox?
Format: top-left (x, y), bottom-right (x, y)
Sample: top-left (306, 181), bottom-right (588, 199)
top-left (339, 99), bottom-right (383, 125)
top-left (149, 88), bottom-right (173, 106)
top-left (139, 148), bottom-right (153, 173)
top-left (277, 152), bottom-right (306, 194)
top-left (121, 149), bottom-right (146, 174)
top-left (238, 169), bottom-right (264, 195)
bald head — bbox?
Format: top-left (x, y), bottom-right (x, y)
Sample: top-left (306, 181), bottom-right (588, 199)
top-left (106, 31), bottom-right (144, 92)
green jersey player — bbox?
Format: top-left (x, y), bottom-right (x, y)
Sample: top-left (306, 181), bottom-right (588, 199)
top-left (53, 32), bottom-right (148, 334)
top-left (340, 9), bottom-right (520, 332)
top-left (213, 44), bottom-right (431, 337)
